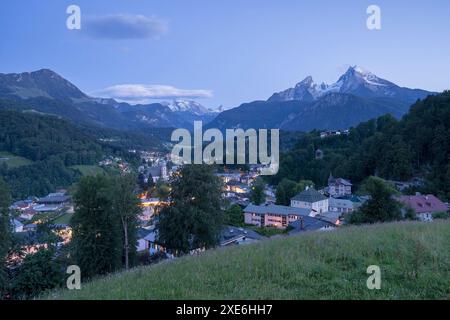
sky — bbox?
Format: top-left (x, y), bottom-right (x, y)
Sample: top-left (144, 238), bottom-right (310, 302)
top-left (0, 0), bottom-right (449, 109)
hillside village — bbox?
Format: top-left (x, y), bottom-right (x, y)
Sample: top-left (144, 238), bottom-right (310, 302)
top-left (7, 152), bottom-right (449, 265)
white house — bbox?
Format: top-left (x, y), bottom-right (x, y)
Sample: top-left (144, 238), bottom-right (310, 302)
top-left (328, 197), bottom-right (355, 213)
top-left (327, 174), bottom-right (352, 197)
top-left (290, 187), bottom-right (329, 216)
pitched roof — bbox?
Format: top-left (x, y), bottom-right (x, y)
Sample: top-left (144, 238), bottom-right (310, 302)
top-left (244, 204), bottom-right (311, 217)
top-left (398, 195), bottom-right (448, 214)
top-left (329, 197), bottom-right (354, 209)
top-left (291, 188), bottom-right (327, 203)
top-left (220, 226), bottom-right (265, 245)
top-left (288, 216), bottom-right (335, 233)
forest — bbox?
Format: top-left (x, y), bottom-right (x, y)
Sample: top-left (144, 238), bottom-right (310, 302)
top-left (269, 91), bottom-right (450, 201)
top-left (0, 109), bottom-right (147, 198)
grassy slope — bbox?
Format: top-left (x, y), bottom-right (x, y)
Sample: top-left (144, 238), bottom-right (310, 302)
top-left (48, 221), bottom-right (450, 300)
top-left (0, 151), bottom-right (33, 168)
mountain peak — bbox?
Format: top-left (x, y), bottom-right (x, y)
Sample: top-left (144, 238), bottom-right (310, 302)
top-left (161, 100), bottom-right (211, 115)
top-left (0, 69), bottom-right (88, 101)
top-left (296, 76), bottom-right (314, 87)
top-left (267, 65), bottom-right (433, 104)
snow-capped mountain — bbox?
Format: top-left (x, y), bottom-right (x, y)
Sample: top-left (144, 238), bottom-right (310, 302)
top-left (209, 66), bottom-right (436, 132)
top-left (161, 100), bottom-right (212, 115)
top-left (269, 66), bottom-right (431, 103)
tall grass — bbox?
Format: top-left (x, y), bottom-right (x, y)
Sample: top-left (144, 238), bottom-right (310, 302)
top-left (47, 220), bottom-right (450, 300)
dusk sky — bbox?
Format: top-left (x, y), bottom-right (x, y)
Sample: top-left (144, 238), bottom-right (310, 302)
top-left (1, 0), bottom-right (449, 109)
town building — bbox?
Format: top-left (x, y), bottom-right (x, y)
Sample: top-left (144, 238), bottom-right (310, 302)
top-left (244, 204), bottom-right (312, 229)
top-left (397, 194), bottom-right (448, 221)
top-left (290, 187), bottom-right (329, 215)
top-left (288, 216), bottom-right (336, 234)
top-left (327, 174), bottom-right (352, 197)
top-left (328, 197), bottom-right (355, 213)
top-left (220, 226), bottom-right (265, 246)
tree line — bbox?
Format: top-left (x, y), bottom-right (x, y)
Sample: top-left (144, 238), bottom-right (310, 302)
top-left (269, 91), bottom-right (450, 201)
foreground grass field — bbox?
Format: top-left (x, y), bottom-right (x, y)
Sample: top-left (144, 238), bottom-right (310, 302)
top-left (48, 221), bottom-right (449, 300)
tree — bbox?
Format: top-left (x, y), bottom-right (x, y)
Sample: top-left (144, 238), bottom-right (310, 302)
top-left (348, 176), bottom-right (402, 224)
top-left (297, 180), bottom-right (315, 192)
top-left (109, 174), bottom-right (141, 270)
top-left (275, 179), bottom-right (314, 206)
top-left (157, 165), bottom-right (224, 255)
top-left (0, 178), bottom-right (12, 297)
top-left (250, 178), bottom-right (266, 205)
top-left (155, 179), bottom-right (170, 200)
top-left (70, 175), bottom-right (122, 279)
top-left (225, 205), bottom-right (244, 227)
top-left (10, 248), bottom-right (63, 299)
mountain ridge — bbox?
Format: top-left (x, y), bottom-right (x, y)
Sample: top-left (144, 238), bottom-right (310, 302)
top-left (0, 69), bottom-right (216, 130)
top-left (210, 66), bottom-right (436, 131)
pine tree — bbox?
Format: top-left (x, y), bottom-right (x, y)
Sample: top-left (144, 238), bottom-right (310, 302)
top-left (70, 175), bottom-right (122, 279)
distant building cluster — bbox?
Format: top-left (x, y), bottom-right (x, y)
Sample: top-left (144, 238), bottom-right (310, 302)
top-left (320, 130), bottom-right (350, 139)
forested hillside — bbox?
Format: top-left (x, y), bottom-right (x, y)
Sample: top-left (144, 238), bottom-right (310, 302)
top-left (0, 110), bottom-right (143, 198)
top-left (271, 91), bottom-right (450, 201)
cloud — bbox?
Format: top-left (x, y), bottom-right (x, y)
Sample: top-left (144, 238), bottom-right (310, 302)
top-left (93, 84), bottom-right (213, 104)
top-left (83, 14), bottom-right (168, 39)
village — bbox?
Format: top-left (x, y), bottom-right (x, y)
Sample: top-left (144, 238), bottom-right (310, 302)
top-left (7, 148), bottom-right (449, 264)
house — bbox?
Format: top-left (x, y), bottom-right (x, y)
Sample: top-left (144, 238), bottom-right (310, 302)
top-left (327, 174), bottom-right (352, 197)
top-left (226, 181), bottom-right (249, 194)
top-left (23, 224), bottom-right (37, 232)
top-left (290, 187), bottom-right (329, 215)
top-left (220, 226), bottom-right (265, 246)
top-left (288, 216), bottom-right (336, 234)
top-left (11, 219), bottom-right (24, 233)
top-left (397, 194), bottom-right (448, 222)
top-left (147, 163), bottom-right (169, 182)
top-left (316, 211), bottom-right (342, 225)
top-left (136, 228), bottom-right (154, 252)
top-left (19, 208), bottom-right (38, 220)
top-left (38, 193), bottom-right (71, 206)
top-left (216, 172), bottom-right (242, 184)
top-left (244, 204), bottom-right (312, 229)
top-left (143, 229), bottom-right (169, 256)
top-left (328, 197), bottom-right (355, 213)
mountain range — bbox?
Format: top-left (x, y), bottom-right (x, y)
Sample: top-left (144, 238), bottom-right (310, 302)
top-left (0, 66), bottom-right (438, 133)
top-left (209, 66), bottom-right (436, 131)
top-left (0, 69), bottom-right (217, 130)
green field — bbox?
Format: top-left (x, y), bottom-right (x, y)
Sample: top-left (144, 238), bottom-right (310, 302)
top-left (52, 212), bottom-right (74, 225)
top-left (69, 165), bottom-right (105, 176)
top-left (47, 220), bottom-right (450, 300)
top-left (0, 151), bottom-right (33, 169)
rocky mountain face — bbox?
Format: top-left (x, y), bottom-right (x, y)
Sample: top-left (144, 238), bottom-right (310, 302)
top-left (209, 66), bottom-right (435, 131)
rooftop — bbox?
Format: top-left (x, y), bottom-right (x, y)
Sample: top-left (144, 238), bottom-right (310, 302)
top-left (244, 204), bottom-right (311, 217)
top-left (291, 188), bottom-right (327, 203)
top-left (398, 194), bottom-right (448, 214)
top-left (288, 216), bottom-right (335, 233)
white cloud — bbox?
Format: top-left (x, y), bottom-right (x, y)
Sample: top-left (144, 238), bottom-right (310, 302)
top-left (93, 84), bottom-right (213, 104)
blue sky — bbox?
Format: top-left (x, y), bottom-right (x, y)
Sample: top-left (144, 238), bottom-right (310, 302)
top-left (0, 0), bottom-right (449, 109)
